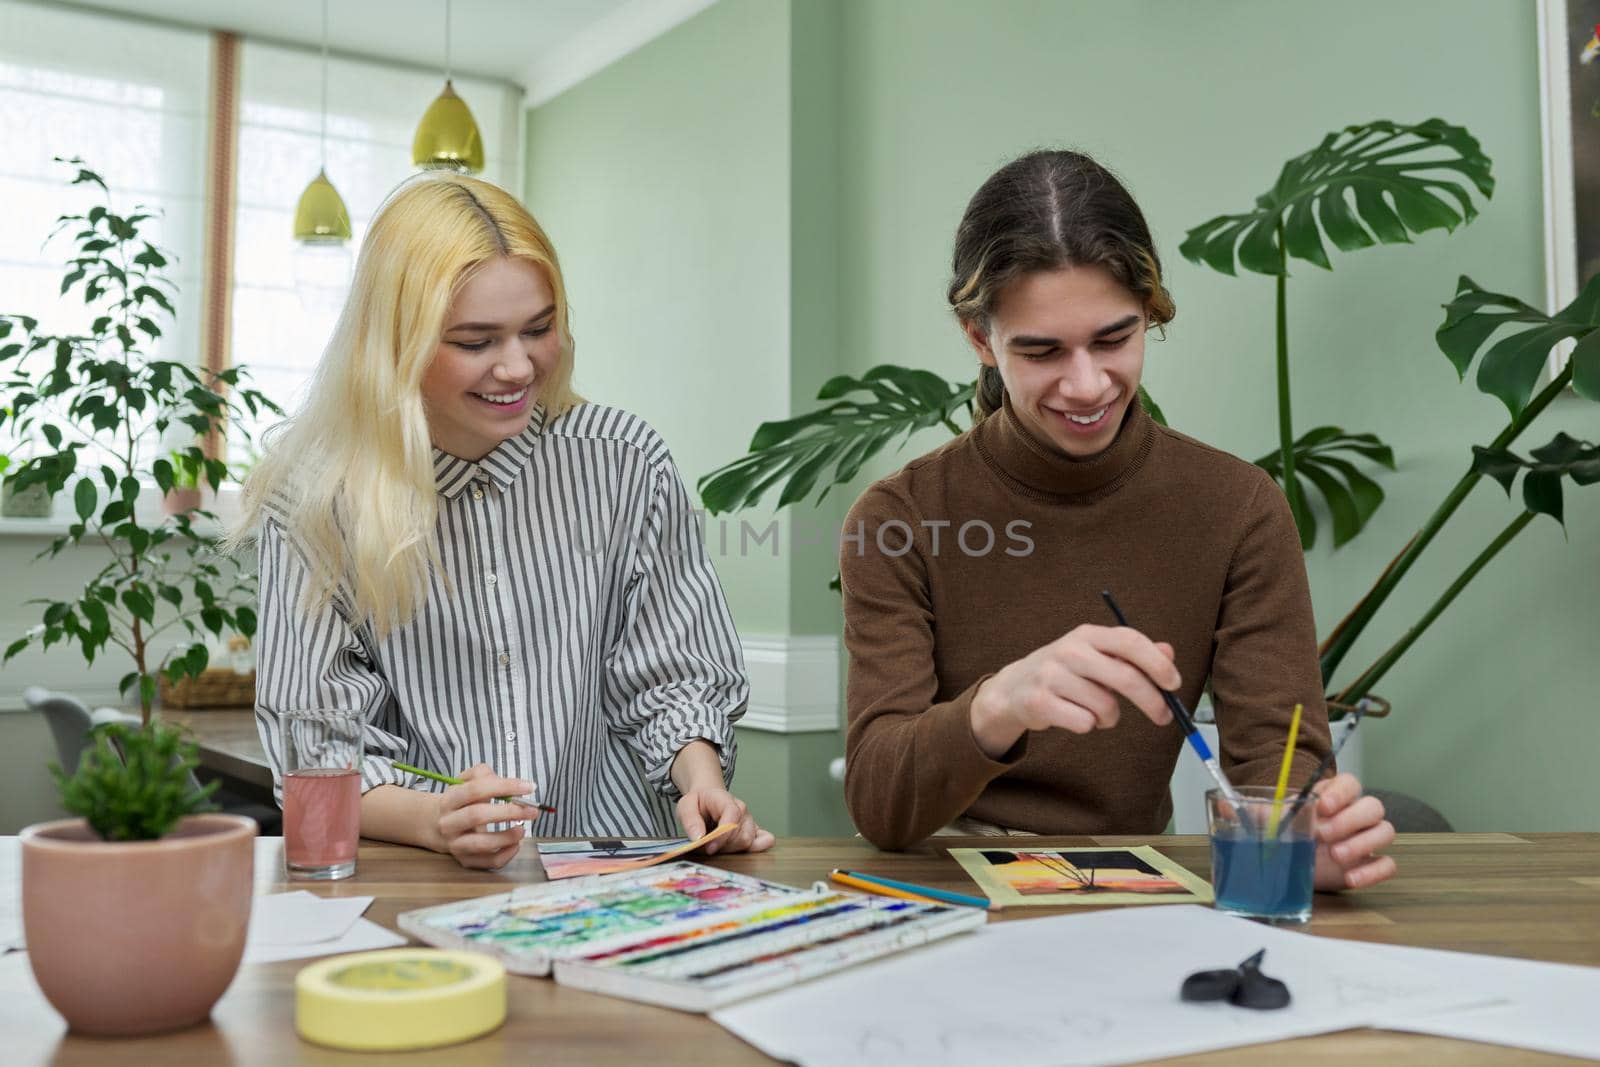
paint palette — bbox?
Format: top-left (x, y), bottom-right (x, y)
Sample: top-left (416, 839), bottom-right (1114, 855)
top-left (397, 862), bottom-right (987, 1012)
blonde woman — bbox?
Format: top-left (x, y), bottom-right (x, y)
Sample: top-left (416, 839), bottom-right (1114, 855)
top-left (232, 174), bottom-right (772, 869)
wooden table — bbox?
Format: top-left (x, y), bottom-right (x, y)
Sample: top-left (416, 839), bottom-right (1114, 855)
top-left (5, 833), bottom-right (1598, 1066)
top-left (158, 708), bottom-right (273, 793)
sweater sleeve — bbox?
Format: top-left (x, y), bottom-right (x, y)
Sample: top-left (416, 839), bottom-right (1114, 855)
top-left (840, 484), bottom-right (1026, 850)
top-left (1211, 473), bottom-right (1334, 790)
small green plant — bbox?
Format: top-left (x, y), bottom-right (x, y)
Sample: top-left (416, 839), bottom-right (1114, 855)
top-left (50, 720), bottom-right (218, 841)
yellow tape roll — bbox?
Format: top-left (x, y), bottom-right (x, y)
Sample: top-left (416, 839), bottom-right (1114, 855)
top-left (296, 948), bottom-right (506, 1051)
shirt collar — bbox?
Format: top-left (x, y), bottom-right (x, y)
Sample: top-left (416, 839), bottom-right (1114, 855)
top-left (432, 404), bottom-right (549, 499)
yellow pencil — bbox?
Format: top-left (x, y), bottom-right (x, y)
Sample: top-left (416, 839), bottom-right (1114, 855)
top-left (827, 870), bottom-right (944, 906)
top-left (1266, 703), bottom-right (1304, 837)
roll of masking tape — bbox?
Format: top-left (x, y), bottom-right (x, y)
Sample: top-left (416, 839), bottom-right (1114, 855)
top-left (296, 948), bottom-right (506, 1051)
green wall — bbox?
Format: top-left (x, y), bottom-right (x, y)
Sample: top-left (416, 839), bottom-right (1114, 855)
top-left (525, 0), bottom-right (853, 836)
top-left (831, 0), bottom-right (1599, 832)
top-left (531, 0), bottom-right (1599, 835)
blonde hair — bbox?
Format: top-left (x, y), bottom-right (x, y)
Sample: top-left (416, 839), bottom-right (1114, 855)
top-left (947, 151), bottom-right (1176, 422)
top-left (228, 173), bottom-right (581, 636)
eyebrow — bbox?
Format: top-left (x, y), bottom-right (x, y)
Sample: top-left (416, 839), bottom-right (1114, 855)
top-left (445, 304), bottom-right (556, 333)
top-left (1010, 314), bottom-right (1142, 348)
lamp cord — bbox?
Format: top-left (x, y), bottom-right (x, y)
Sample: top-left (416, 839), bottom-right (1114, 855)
top-left (319, 0), bottom-right (329, 170)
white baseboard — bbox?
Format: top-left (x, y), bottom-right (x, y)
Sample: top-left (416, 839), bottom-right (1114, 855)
top-left (739, 634), bottom-right (841, 734)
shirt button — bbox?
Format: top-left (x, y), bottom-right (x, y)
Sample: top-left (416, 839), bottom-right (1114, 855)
top-left (505, 730), bottom-right (517, 742)
top-left (486, 573), bottom-right (497, 586)
top-left (471, 488), bottom-right (485, 501)
top-left (497, 652), bottom-right (510, 666)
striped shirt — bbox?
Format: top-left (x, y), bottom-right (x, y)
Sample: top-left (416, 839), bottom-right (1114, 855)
top-left (254, 403), bottom-right (747, 837)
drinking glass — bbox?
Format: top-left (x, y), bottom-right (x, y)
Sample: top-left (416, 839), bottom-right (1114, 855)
top-left (1206, 785), bottom-right (1318, 925)
top-left (281, 709), bottom-right (363, 880)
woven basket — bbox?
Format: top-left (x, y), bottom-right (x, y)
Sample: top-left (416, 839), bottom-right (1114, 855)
top-left (158, 668), bottom-right (256, 709)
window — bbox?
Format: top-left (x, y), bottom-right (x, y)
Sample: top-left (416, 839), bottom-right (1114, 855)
top-left (0, 0), bottom-right (209, 476)
top-left (231, 41), bottom-right (523, 450)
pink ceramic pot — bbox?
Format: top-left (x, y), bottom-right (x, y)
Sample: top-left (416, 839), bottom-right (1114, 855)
top-left (20, 813), bottom-right (256, 1036)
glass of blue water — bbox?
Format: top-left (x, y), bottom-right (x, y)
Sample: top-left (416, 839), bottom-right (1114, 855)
top-left (1206, 785), bottom-right (1318, 925)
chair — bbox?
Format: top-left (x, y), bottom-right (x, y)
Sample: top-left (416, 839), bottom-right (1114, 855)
top-left (1366, 789), bottom-right (1454, 833)
top-left (24, 687), bottom-right (281, 835)
top-left (25, 686), bottom-right (96, 776)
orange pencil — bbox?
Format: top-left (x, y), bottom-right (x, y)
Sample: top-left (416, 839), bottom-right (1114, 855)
top-left (827, 870), bottom-right (945, 905)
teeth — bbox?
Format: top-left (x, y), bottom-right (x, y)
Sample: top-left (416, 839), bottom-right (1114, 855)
top-left (473, 388), bottom-right (526, 406)
top-left (1067, 406), bottom-right (1107, 425)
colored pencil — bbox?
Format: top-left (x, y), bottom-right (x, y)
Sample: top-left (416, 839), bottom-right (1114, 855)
top-left (827, 870), bottom-right (946, 907)
top-left (1266, 703), bottom-right (1303, 838)
top-left (831, 869), bottom-right (999, 911)
top-left (392, 761), bottom-right (557, 814)
top-left (1099, 590), bottom-right (1244, 807)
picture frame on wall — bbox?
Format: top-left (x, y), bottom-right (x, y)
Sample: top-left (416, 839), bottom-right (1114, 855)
top-left (1537, 0), bottom-right (1600, 378)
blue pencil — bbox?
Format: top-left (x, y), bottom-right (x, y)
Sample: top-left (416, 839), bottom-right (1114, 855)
top-left (832, 869), bottom-right (997, 911)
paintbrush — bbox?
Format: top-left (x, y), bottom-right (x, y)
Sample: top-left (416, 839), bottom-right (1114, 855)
top-left (1277, 702), bottom-right (1367, 829)
top-left (1100, 590), bottom-right (1244, 808)
top-left (392, 761), bottom-right (558, 814)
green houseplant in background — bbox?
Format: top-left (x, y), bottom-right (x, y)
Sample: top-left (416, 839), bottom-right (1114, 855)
top-left (1180, 118), bottom-right (1494, 551)
top-left (698, 117), bottom-right (1600, 716)
top-left (21, 718), bottom-right (255, 1035)
top-left (0, 159), bottom-right (281, 723)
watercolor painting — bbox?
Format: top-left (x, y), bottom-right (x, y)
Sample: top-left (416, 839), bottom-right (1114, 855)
top-left (949, 846), bottom-right (1213, 907)
top-left (536, 824), bottom-right (735, 879)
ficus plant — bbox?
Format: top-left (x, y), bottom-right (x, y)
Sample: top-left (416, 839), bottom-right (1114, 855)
top-left (0, 159), bottom-right (282, 723)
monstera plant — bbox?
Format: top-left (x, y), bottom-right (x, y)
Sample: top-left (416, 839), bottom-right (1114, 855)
top-left (1320, 273), bottom-right (1600, 705)
top-left (1181, 118), bottom-right (1494, 549)
top-left (698, 118), bottom-right (1599, 713)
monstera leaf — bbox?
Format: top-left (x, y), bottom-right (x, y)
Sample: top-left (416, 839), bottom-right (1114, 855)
top-left (1471, 433), bottom-right (1600, 526)
top-left (1436, 273), bottom-right (1600, 417)
top-left (698, 366), bottom-right (975, 515)
top-left (699, 365), bottom-right (1170, 515)
top-left (1181, 118), bottom-right (1493, 276)
top-left (1254, 427), bottom-right (1395, 549)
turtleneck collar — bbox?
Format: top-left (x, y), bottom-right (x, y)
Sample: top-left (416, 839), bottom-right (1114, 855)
top-left (974, 391), bottom-right (1155, 501)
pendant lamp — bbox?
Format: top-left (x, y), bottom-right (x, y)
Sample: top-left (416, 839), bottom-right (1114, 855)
top-left (293, 0), bottom-right (351, 242)
top-left (412, 0), bottom-right (484, 172)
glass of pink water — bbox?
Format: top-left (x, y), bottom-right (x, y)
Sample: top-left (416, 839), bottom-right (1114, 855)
top-left (281, 709), bottom-right (363, 880)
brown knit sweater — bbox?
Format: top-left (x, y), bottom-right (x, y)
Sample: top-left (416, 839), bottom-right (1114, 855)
top-left (840, 396), bottom-right (1332, 849)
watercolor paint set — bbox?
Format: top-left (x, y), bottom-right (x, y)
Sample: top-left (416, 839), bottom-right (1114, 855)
top-left (397, 861), bottom-right (987, 1012)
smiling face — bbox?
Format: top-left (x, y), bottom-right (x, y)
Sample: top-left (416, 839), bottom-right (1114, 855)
top-left (964, 263), bottom-right (1147, 458)
top-left (421, 256), bottom-right (562, 461)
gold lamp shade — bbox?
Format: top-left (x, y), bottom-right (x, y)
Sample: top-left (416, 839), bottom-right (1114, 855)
top-left (412, 80), bottom-right (484, 172)
top-left (293, 169), bottom-right (352, 242)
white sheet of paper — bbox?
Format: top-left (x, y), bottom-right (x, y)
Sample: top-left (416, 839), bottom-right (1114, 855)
top-left (241, 891), bottom-right (403, 963)
top-left (1365, 942), bottom-right (1600, 1059)
top-left (0, 839), bottom-right (21, 951)
top-left (243, 916), bottom-right (405, 964)
top-left (711, 905), bottom-right (1507, 1067)
top-left (247, 890), bottom-right (372, 946)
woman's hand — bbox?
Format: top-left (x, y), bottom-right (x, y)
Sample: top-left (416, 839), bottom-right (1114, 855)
top-left (433, 763), bottom-right (537, 870)
top-left (1311, 772), bottom-right (1397, 891)
top-left (669, 739), bottom-right (775, 854)
top-left (970, 624), bottom-right (1180, 759)
top-left (675, 787), bottom-right (776, 854)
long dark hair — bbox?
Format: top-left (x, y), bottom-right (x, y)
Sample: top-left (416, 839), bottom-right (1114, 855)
top-left (948, 150), bottom-right (1175, 421)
